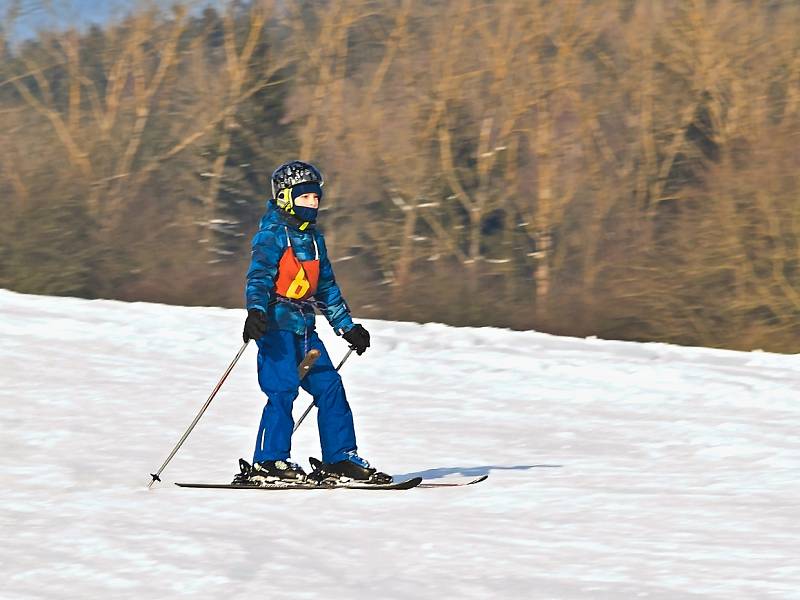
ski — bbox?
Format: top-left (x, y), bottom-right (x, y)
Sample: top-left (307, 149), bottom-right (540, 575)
top-left (174, 478), bottom-right (422, 491)
top-left (418, 474), bottom-right (489, 488)
top-left (174, 475), bottom-right (486, 490)
top-left (174, 458), bottom-right (486, 491)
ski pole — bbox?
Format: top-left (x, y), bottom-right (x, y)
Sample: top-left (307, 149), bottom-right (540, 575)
top-left (293, 347), bottom-right (355, 433)
top-left (147, 341), bottom-right (250, 488)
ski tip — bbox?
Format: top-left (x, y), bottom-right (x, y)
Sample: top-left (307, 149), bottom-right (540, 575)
top-left (400, 476), bottom-right (423, 490)
top-left (340, 476), bottom-right (423, 490)
top-left (416, 474), bottom-right (489, 488)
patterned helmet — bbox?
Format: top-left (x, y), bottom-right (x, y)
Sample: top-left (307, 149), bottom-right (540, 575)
top-left (270, 160), bottom-right (324, 198)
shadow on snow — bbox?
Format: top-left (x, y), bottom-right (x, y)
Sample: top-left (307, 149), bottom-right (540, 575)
top-left (392, 464), bottom-right (561, 481)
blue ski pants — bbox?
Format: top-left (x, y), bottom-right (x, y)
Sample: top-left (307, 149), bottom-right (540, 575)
top-left (253, 329), bottom-right (357, 464)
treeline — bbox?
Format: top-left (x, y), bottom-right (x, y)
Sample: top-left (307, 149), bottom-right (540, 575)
top-left (2, 0), bottom-right (799, 352)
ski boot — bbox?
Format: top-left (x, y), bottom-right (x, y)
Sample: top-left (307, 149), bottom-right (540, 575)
top-left (232, 458), bottom-right (307, 486)
top-left (308, 452), bottom-right (393, 486)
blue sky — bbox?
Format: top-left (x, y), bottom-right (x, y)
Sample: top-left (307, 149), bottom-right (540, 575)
top-left (4, 0), bottom-right (222, 42)
top-left (5, 1), bottom-right (134, 39)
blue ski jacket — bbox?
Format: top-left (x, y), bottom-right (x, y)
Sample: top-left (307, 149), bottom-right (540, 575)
top-left (245, 200), bottom-right (355, 336)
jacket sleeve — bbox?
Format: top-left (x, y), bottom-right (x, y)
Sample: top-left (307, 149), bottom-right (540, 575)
top-left (245, 228), bottom-right (282, 312)
top-left (314, 233), bottom-right (355, 334)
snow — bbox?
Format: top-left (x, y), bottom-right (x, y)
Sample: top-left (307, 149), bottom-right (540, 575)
top-left (1, 288), bottom-right (799, 599)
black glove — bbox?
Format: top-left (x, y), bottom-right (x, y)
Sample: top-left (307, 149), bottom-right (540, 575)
top-left (343, 324), bottom-right (370, 355)
top-left (243, 309), bottom-right (267, 342)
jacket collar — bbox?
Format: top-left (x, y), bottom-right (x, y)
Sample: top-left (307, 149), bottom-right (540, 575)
top-left (266, 200), bottom-right (316, 232)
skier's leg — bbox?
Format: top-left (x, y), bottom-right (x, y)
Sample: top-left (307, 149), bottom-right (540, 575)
top-left (299, 331), bottom-right (357, 463)
top-left (253, 329), bottom-right (301, 464)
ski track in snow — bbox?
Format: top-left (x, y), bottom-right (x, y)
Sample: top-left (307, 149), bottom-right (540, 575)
top-left (1, 289), bottom-right (799, 599)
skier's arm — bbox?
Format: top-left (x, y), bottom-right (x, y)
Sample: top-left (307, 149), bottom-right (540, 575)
top-left (314, 234), bottom-right (355, 334)
top-left (245, 229), bottom-right (281, 312)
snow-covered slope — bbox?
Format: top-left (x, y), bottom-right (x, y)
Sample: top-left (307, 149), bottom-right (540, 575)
top-left (1, 289), bottom-right (799, 599)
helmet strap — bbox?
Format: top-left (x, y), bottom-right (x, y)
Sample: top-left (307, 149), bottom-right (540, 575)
top-left (276, 188), bottom-right (294, 211)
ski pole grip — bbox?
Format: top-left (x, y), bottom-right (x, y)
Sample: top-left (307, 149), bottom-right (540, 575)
top-left (297, 349), bottom-right (321, 379)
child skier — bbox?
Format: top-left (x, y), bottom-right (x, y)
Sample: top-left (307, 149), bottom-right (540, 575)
top-left (238, 160), bottom-right (390, 486)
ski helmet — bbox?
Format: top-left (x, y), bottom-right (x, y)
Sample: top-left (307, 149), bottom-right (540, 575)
top-left (270, 160), bottom-right (324, 229)
top-left (271, 160), bottom-right (324, 199)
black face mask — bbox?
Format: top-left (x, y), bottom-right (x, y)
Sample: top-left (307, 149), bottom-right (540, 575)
top-left (293, 205), bottom-right (318, 223)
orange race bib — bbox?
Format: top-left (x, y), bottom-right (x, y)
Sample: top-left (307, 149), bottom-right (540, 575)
top-left (274, 233), bottom-right (320, 300)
